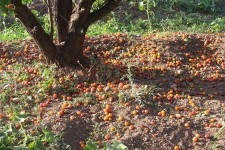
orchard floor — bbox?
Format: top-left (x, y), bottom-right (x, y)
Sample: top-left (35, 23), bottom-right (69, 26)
top-left (1, 32), bottom-right (225, 150)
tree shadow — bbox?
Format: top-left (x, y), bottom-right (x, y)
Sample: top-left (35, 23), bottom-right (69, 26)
top-left (83, 33), bottom-right (225, 103)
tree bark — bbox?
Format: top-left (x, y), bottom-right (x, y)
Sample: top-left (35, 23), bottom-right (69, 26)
top-left (52, 0), bottom-right (72, 43)
top-left (62, 29), bottom-right (87, 65)
top-left (60, 0), bottom-right (95, 65)
top-left (11, 0), bottom-right (58, 64)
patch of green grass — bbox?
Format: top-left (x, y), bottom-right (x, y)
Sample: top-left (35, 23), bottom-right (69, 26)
top-left (87, 13), bottom-right (150, 36)
top-left (0, 119), bottom-right (66, 150)
top-left (151, 10), bottom-right (225, 33)
top-left (0, 13), bottom-right (52, 42)
top-left (1, 1), bottom-right (225, 41)
top-left (84, 139), bottom-right (128, 150)
top-left (88, 8), bottom-right (225, 36)
top-left (0, 60), bottom-right (70, 149)
top-left (0, 22), bottom-right (30, 42)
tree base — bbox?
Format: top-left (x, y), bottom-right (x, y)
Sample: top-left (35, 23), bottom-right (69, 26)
top-left (77, 55), bottom-right (91, 68)
top-left (55, 53), bottom-right (90, 68)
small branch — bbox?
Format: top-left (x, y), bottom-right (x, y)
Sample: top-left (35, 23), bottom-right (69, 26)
top-left (78, 0), bottom-right (95, 22)
top-left (44, 0), bottom-right (54, 41)
top-left (48, 0), bottom-right (54, 41)
top-left (87, 0), bottom-right (121, 25)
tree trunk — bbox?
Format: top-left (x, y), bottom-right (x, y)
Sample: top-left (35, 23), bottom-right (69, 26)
top-left (52, 0), bottom-right (72, 43)
top-left (59, 0), bottom-right (122, 66)
top-left (11, 0), bottom-right (121, 67)
top-left (62, 28), bottom-right (87, 65)
top-left (59, 1), bottom-right (92, 66)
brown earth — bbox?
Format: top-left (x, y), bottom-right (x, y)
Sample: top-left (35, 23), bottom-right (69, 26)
top-left (38, 33), bottom-right (225, 150)
top-left (1, 32), bottom-right (225, 150)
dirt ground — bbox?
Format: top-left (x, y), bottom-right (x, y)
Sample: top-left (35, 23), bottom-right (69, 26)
top-left (38, 33), bottom-right (225, 150)
top-left (1, 32), bottom-right (225, 150)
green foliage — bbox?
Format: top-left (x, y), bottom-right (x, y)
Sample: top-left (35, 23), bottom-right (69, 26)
top-left (91, 0), bottom-right (105, 12)
top-left (103, 141), bottom-right (128, 150)
top-left (210, 17), bottom-right (225, 32)
top-left (0, 6), bottom-right (52, 41)
top-left (133, 0), bottom-right (216, 13)
top-left (0, 0), bottom-right (32, 16)
top-left (31, 10), bottom-right (52, 34)
top-left (84, 140), bottom-right (98, 150)
top-left (37, 64), bottom-right (56, 93)
top-left (28, 140), bottom-right (46, 150)
top-left (0, 0), bottom-right (12, 16)
top-left (1, 0), bottom-right (225, 41)
top-left (84, 139), bottom-right (128, 150)
top-left (137, 0), bottom-right (156, 11)
top-left (41, 127), bottom-right (56, 143)
top-left (22, 0), bottom-right (32, 5)
top-left (171, 0), bottom-right (216, 13)
top-left (0, 61), bottom-right (70, 150)
top-left (87, 12), bottom-right (150, 36)
top-left (0, 21), bottom-right (30, 42)
top-left (0, 121), bottom-right (58, 149)
top-left (10, 110), bottom-right (28, 123)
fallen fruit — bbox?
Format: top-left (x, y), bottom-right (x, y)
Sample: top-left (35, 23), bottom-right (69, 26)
top-left (210, 118), bottom-right (216, 122)
top-left (216, 123), bottom-right (222, 128)
top-left (222, 103), bottom-right (225, 107)
top-left (195, 133), bottom-right (201, 139)
top-left (193, 137), bottom-right (198, 142)
top-left (118, 116), bottom-right (124, 121)
top-left (76, 111), bottom-right (82, 116)
top-left (124, 120), bottom-right (130, 126)
top-left (175, 114), bottom-right (182, 119)
top-left (70, 115), bottom-right (75, 121)
top-left (174, 145), bottom-right (180, 150)
top-left (0, 113), bottom-right (3, 119)
top-left (8, 113), bottom-right (13, 119)
top-left (205, 134), bottom-right (210, 139)
top-left (30, 130), bottom-right (35, 136)
top-left (7, 4), bottom-right (14, 9)
top-left (110, 127), bottom-right (116, 132)
top-left (143, 109), bottom-right (149, 115)
top-left (105, 134), bottom-right (110, 140)
top-left (184, 122), bottom-right (190, 127)
top-left (129, 125), bottom-right (135, 130)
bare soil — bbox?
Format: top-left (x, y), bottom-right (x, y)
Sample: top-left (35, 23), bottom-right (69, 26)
top-left (40, 33), bottom-right (225, 150)
top-left (1, 32), bottom-right (225, 150)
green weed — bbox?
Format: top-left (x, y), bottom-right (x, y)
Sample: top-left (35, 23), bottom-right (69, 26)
top-left (0, 22), bottom-right (30, 42)
top-left (84, 139), bottom-right (128, 150)
top-left (1, 1), bottom-right (225, 41)
top-left (0, 110), bottom-right (64, 150)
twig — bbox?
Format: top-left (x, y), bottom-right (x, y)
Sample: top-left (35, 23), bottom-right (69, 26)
top-left (44, 0), bottom-right (54, 41)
